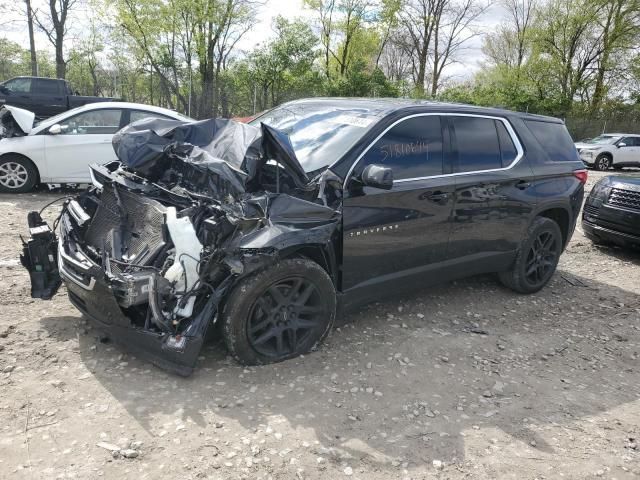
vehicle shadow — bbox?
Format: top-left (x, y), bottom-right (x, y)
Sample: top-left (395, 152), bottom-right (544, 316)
top-left (591, 242), bottom-right (640, 266)
top-left (41, 269), bottom-right (640, 476)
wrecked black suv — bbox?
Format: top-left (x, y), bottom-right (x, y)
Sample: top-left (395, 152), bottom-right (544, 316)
top-left (21, 99), bottom-right (587, 375)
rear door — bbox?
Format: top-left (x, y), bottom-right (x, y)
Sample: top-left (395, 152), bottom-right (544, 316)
top-left (342, 114), bottom-right (455, 291)
top-left (447, 114), bottom-right (535, 265)
top-left (43, 108), bottom-right (124, 182)
top-left (31, 79), bottom-right (66, 117)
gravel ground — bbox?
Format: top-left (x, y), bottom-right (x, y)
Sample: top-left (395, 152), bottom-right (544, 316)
top-left (1, 170), bottom-right (640, 480)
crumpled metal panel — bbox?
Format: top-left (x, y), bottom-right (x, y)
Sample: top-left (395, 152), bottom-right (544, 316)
top-left (111, 117), bottom-right (310, 193)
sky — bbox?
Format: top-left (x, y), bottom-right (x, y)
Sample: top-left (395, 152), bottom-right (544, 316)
top-left (0, 0), bottom-right (509, 82)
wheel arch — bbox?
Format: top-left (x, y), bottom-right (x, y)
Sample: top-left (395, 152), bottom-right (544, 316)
top-left (280, 244), bottom-right (339, 287)
top-left (536, 207), bottom-right (571, 249)
top-left (0, 152), bottom-right (41, 184)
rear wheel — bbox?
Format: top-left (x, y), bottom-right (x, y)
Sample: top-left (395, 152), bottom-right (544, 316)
top-left (221, 258), bottom-right (336, 365)
top-left (0, 155), bottom-right (38, 193)
top-left (594, 154), bottom-right (612, 171)
top-left (499, 217), bottom-right (562, 294)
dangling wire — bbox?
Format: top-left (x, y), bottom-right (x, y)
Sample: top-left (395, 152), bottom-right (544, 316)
top-left (38, 195), bottom-right (73, 215)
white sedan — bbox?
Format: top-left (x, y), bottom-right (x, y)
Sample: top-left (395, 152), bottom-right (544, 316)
top-left (0, 102), bottom-right (192, 192)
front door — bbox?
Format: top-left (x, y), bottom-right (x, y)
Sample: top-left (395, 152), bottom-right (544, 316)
top-left (342, 114), bottom-right (455, 291)
top-left (446, 114), bottom-right (535, 262)
top-left (616, 137), bottom-right (640, 166)
top-left (43, 108), bottom-right (123, 182)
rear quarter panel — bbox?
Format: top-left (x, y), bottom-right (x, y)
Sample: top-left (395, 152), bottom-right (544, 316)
top-left (512, 117), bottom-right (585, 245)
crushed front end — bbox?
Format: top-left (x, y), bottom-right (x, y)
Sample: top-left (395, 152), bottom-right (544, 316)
top-left (21, 118), bottom-right (342, 375)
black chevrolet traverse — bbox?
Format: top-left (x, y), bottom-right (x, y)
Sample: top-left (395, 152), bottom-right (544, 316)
top-left (22, 99), bottom-right (587, 375)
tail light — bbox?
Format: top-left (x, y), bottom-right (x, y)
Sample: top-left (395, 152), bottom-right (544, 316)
top-left (573, 169), bottom-right (588, 184)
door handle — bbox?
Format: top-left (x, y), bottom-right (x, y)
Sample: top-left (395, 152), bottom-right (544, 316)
top-left (515, 181), bottom-right (531, 190)
top-left (424, 191), bottom-right (449, 203)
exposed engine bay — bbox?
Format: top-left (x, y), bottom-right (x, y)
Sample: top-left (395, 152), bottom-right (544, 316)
top-left (20, 117), bottom-right (343, 375)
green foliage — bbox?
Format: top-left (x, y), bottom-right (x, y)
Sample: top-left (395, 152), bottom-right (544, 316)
top-left (0, 0), bottom-right (638, 125)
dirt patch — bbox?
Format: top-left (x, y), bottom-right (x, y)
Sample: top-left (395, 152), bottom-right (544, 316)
top-left (1, 172), bottom-right (640, 479)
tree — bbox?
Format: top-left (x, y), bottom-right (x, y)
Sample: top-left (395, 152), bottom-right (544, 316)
top-left (590, 0), bottom-right (640, 112)
top-left (248, 17), bottom-right (319, 111)
top-left (25, 0), bottom-right (38, 75)
top-left (305, 0), bottom-right (376, 79)
top-left (396, 0), bottom-right (485, 96)
top-left (193, 0), bottom-right (258, 118)
top-left (34, 0), bottom-right (77, 78)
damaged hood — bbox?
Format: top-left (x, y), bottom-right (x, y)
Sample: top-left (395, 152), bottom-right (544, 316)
top-left (0, 105), bottom-right (35, 138)
top-left (111, 117), bottom-right (311, 195)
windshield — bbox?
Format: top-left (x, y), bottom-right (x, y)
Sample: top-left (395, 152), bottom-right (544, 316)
top-left (250, 103), bottom-right (380, 174)
top-left (586, 135), bottom-right (621, 145)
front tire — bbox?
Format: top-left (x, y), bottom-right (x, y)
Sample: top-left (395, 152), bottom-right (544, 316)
top-left (0, 155), bottom-right (38, 193)
top-left (499, 217), bottom-right (562, 294)
top-left (594, 154), bottom-right (612, 171)
top-left (221, 258), bottom-right (336, 365)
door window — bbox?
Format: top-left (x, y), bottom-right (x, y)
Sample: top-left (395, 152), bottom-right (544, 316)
top-left (452, 116), bottom-right (504, 172)
top-left (58, 109), bottom-right (122, 135)
top-left (4, 78), bottom-right (31, 93)
top-left (359, 115), bottom-right (443, 180)
top-left (33, 79), bottom-right (61, 95)
top-left (620, 137), bottom-right (640, 147)
top-left (129, 110), bottom-right (174, 123)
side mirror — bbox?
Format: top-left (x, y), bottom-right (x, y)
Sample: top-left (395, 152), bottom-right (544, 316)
top-left (361, 164), bottom-right (393, 190)
top-left (48, 124), bottom-right (62, 135)
top-left (0, 85), bottom-right (8, 94)
top-left (618, 142), bottom-right (627, 148)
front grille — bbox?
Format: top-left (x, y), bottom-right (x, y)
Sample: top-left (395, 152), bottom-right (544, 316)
top-left (607, 188), bottom-right (640, 212)
top-left (83, 185), bottom-right (167, 272)
top-left (583, 204), bottom-right (599, 218)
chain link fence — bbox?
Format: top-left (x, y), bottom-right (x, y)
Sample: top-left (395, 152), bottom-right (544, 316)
top-left (565, 113), bottom-right (640, 141)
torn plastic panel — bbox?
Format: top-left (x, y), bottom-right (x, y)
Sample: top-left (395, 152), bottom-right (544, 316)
top-left (0, 105), bottom-right (34, 138)
top-left (21, 116), bottom-right (344, 375)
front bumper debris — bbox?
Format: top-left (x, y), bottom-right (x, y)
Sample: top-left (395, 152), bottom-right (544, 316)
top-left (56, 211), bottom-right (211, 376)
top-left (20, 116), bottom-right (342, 375)
top-left (20, 211), bottom-right (61, 299)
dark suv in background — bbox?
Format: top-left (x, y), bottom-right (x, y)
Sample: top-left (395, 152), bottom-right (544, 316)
top-left (22, 99), bottom-right (587, 375)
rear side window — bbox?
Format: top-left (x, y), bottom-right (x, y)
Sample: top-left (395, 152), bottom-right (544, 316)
top-left (496, 121), bottom-right (518, 166)
top-left (34, 79), bottom-right (61, 95)
top-left (452, 116), bottom-right (502, 172)
top-left (360, 115), bottom-right (444, 180)
top-left (524, 120), bottom-right (578, 162)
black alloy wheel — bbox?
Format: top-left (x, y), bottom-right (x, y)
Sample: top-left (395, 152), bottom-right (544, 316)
top-left (498, 216), bottom-right (563, 294)
top-left (221, 258), bottom-right (336, 365)
top-left (247, 276), bottom-right (324, 358)
top-left (523, 230), bottom-right (559, 286)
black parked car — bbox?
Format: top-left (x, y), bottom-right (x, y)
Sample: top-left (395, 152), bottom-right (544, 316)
top-left (21, 99), bottom-right (587, 375)
top-left (0, 76), bottom-right (114, 119)
top-left (583, 175), bottom-right (640, 248)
